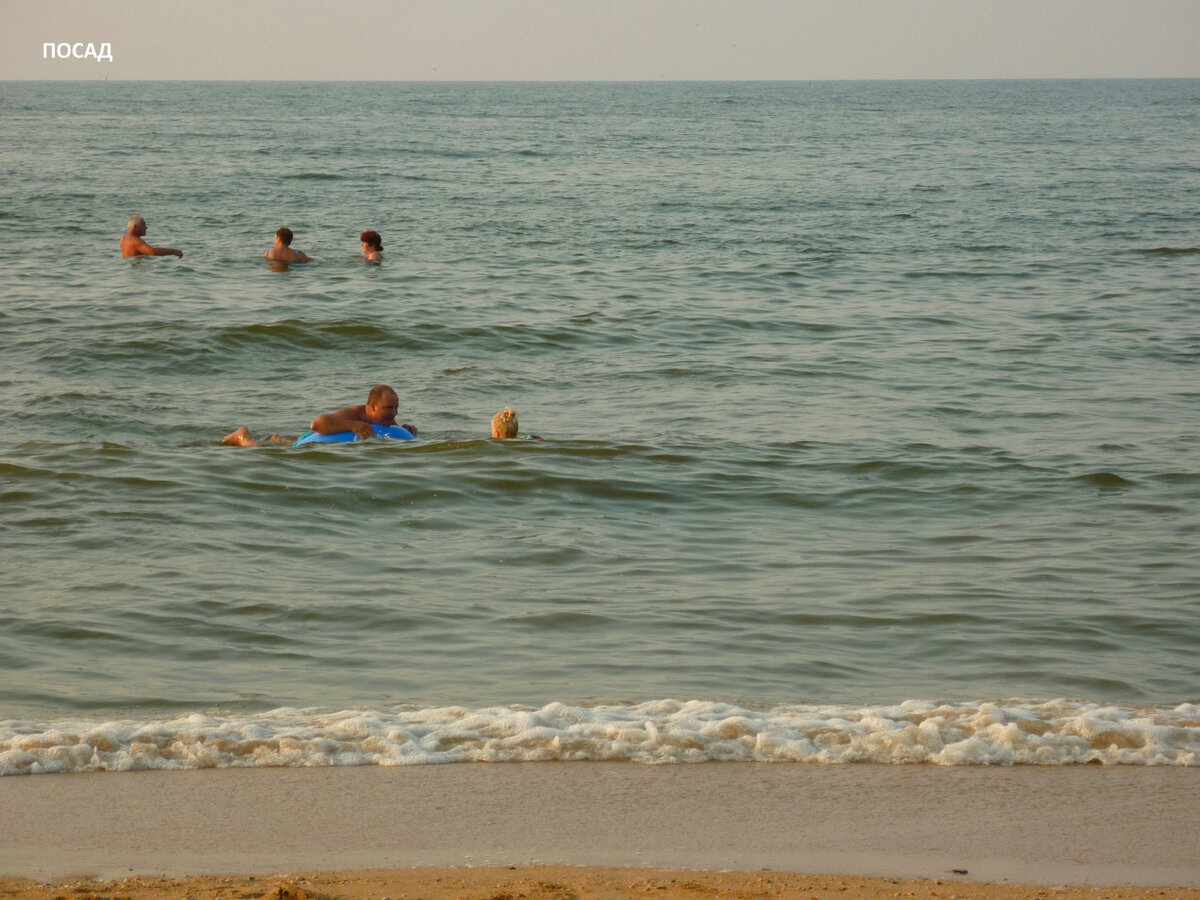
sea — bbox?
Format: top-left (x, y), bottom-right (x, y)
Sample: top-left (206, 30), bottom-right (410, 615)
top-left (1, 79), bottom-right (1198, 775)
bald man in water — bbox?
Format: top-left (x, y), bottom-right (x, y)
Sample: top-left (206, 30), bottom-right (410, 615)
top-left (121, 215), bottom-right (183, 258)
top-left (221, 384), bottom-right (418, 446)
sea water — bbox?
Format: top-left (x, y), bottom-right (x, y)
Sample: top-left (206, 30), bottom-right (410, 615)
top-left (1, 79), bottom-right (1198, 773)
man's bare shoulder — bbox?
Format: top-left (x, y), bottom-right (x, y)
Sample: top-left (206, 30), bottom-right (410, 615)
top-left (121, 234), bottom-right (148, 257)
top-left (328, 404), bottom-right (369, 421)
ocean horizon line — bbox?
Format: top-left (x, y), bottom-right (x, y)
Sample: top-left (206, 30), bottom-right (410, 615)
top-left (7, 75), bottom-right (1200, 85)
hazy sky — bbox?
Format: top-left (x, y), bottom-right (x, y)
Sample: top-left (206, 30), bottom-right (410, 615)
top-left (3, 0), bottom-right (1198, 81)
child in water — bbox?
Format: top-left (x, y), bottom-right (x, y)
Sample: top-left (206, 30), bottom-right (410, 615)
top-left (491, 408), bottom-right (543, 441)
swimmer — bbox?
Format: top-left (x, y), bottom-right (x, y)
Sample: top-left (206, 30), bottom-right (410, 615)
top-left (264, 227), bottom-right (311, 264)
top-left (310, 385), bottom-right (417, 440)
top-left (221, 384), bottom-right (418, 447)
top-left (121, 215), bottom-right (183, 259)
top-left (491, 408), bottom-right (543, 441)
top-left (360, 230), bottom-right (383, 261)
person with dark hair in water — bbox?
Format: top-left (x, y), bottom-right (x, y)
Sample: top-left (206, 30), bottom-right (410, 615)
top-left (360, 230), bottom-right (383, 261)
top-left (264, 227), bottom-right (311, 264)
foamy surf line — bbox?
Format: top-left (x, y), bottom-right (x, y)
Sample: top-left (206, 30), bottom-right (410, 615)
top-left (2, 763), bottom-right (1199, 884)
top-left (3, 698), bottom-right (1199, 774)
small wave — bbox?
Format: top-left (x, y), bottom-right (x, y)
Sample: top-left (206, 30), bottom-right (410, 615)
top-left (1137, 247), bottom-right (1199, 255)
top-left (399, 148), bottom-right (484, 160)
top-left (407, 321), bottom-right (599, 352)
top-left (2, 698), bottom-right (1197, 775)
top-left (850, 459), bottom-right (940, 480)
top-left (903, 269), bottom-right (1020, 279)
top-left (25, 191), bottom-right (98, 201)
top-left (216, 318), bottom-right (396, 350)
top-left (1073, 471), bottom-right (1134, 489)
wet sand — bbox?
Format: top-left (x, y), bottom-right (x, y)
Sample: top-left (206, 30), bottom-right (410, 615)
top-left (2, 763), bottom-right (1198, 893)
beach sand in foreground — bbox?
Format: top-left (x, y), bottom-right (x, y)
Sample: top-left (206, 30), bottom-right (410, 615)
top-left (5, 866), bottom-right (1200, 900)
top-left (2, 763), bottom-right (1198, 891)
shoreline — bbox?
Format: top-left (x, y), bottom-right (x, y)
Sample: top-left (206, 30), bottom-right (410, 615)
top-left (3, 763), bottom-right (1199, 887)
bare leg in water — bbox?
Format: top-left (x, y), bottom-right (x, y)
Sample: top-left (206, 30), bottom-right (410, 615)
top-left (220, 427), bottom-right (290, 447)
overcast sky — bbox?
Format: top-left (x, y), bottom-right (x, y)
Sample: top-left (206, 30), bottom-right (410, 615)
top-left (3, 0), bottom-right (1198, 81)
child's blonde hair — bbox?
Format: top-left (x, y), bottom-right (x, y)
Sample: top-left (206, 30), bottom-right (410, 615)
top-left (491, 408), bottom-right (519, 438)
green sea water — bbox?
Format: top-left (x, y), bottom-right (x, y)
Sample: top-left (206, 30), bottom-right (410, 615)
top-left (1, 80), bottom-right (1198, 770)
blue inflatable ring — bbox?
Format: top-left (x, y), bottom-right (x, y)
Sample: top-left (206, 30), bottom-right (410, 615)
top-left (293, 424), bottom-right (416, 446)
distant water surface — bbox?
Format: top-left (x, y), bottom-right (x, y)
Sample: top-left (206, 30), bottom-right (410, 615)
top-left (1, 80), bottom-right (1198, 772)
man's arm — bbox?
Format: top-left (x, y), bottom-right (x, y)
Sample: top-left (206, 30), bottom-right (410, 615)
top-left (131, 235), bottom-right (183, 258)
top-left (310, 406), bottom-right (372, 438)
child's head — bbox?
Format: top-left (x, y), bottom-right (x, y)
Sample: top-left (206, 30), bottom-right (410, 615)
top-left (491, 408), bottom-right (518, 438)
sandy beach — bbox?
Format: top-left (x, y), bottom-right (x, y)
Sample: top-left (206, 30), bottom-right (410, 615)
top-left (5, 865), bottom-right (1200, 900)
top-left (2, 763), bottom-right (1198, 896)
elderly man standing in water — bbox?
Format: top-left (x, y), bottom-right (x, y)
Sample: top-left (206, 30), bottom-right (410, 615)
top-left (221, 384), bottom-right (418, 447)
top-left (121, 215), bottom-right (183, 258)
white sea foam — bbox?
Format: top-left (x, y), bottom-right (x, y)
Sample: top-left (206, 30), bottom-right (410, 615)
top-left (2, 699), bottom-right (1198, 775)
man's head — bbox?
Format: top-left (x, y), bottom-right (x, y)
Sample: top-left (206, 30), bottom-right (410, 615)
top-left (127, 215), bottom-right (146, 235)
top-left (365, 385), bottom-right (399, 425)
top-left (275, 227), bottom-right (294, 246)
top-left (492, 408), bottom-right (519, 438)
